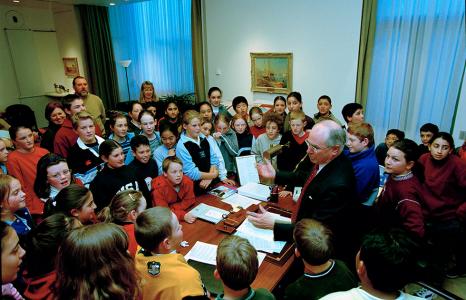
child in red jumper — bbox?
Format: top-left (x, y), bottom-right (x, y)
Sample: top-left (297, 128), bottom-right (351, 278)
top-left (151, 156), bottom-right (197, 223)
top-left (7, 126), bottom-right (49, 216)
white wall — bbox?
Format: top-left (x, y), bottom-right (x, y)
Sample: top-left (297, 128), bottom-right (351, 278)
top-left (53, 4), bottom-right (88, 89)
top-left (0, 3), bottom-right (86, 128)
top-left (203, 0), bottom-right (362, 119)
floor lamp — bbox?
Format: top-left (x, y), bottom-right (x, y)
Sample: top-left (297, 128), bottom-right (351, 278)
top-left (119, 60), bottom-right (132, 101)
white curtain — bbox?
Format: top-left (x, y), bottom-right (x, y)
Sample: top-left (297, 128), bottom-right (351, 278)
top-left (365, 0), bottom-right (465, 143)
top-left (109, 0), bottom-right (194, 101)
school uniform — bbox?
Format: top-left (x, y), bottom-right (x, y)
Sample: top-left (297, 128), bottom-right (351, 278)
top-left (154, 144), bottom-right (174, 175)
top-left (283, 113), bottom-right (315, 132)
top-left (135, 249), bottom-right (206, 300)
top-left (108, 132), bottom-right (135, 165)
top-left (284, 260), bottom-right (357, 300)
top-left (127, 119), bottom-right (142, 134)
top-left (252, 133), bottom-right (282, 168)
top-left (216, 288), bottom-right (275, 300)
top-left (344, 145), bottom-right (380, 205)
top-left (89, 164), bottom-right (150, 211)
top-left (206, 135), bottom-right (228, 181)
top-left (128, 157), bottom-right (158, 191)
top-left (376, 172), bottom-right (425, 238)
top-left (236, 131), bottom-right (255, 156)
top-left (67, 136), bottom-right (105, 186)
top-left (176, 132), bottom-right (220, 193)
top-left (6, 147), bottom-right (49, 215)
top-left (7, 147), bottom-right (49, 215)
top-left (250, 126), bottom-right (266, 139)
top-left (212, 104), bottom-right (232, 119)
top-left (215, 128), bottom-right (239, 174)
top-left (277, 131), bottom-right (309, 172)
top-left (312, 111), bottom-right (343, 127)
top-left (151, 175), bottom-right (196, 220)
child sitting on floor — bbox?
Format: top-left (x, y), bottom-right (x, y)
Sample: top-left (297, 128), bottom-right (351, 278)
top-left (135, 207), bottom-right (206, 299)
top-left (151, 156), bottom-right (196, 223)
top-left (284, 219), bottom-right (357, 300)
top-left (215, 235), bottom-right (275, 300)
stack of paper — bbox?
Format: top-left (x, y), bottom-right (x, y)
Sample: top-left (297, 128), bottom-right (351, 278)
top-left (237, 182), bottom-right (271, 201)
top-left (185, 241), bottom-right (266, 266)
top-left (235, 218), bottom-right (287, 253)
top-left (222, 193), bottom-right (260, 209)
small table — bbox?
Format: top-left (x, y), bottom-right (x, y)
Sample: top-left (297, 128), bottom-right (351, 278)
top-left (178, 193), bottom-right (296, 291)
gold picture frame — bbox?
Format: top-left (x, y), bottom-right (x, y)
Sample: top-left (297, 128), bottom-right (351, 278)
top-left (63, 57), bottom-right (79, 77)
top-left (251, 52), bottom-right (292, 94)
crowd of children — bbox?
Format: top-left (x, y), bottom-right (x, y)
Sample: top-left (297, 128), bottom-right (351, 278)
top-left (1, 79), bottom-right (465, 299)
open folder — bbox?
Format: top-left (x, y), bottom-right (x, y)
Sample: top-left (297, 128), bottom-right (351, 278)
top-left (235, 155), bottom-right (271, 201)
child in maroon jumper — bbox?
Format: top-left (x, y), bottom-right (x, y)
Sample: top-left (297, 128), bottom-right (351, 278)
top-left (418, 132), bottom-right (466, 278)
top-left (376, 139), bottom-right (425, 238)
top-left (151, 156), bottom-right (197, 223)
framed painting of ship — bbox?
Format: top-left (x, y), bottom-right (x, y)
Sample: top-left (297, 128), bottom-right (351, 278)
top-left (250, 52), bottom-right (292, 94)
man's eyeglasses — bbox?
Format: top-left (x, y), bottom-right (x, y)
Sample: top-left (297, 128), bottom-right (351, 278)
top-left (305, 140), bottom-right (332, 151)
top-left (48, 169), bottom-right (71, 179)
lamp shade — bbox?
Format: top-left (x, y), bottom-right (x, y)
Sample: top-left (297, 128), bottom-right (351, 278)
top-left (119, 60), bottom-right (132, 68)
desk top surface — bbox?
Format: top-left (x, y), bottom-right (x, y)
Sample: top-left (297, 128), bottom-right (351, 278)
top-left (178, 193), bottom-right (296, 291)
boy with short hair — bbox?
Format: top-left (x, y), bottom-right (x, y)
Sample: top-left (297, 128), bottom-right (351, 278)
top-left (128, 134), bottom-right (158, 191)
top-left (321, 228), bottom-right (422, 300)
top-left (344, 123), bottom-right (379, 205)
top-left (215, 235), bottom-right (275, 300)
top-left (252, 112), bottom-right (283, 169)
top-left (135, 207), bottom-right (206, 299)
top-left (67, 111), bottom-right (104, 186)
top-left (232, 96), bottom-right (252, 126)
top-left (54, 94), bottom-right (85, 158)
top-left (284, 219), bottom-right (357, 300)
top-left (418, 123), bottom-right (439, 154)
top-left (151, 156), bottom-right (196, 223)
top-left (375, 129), bottom-right (405, 165)
top-left (341, 103), bottom-right (364, 125)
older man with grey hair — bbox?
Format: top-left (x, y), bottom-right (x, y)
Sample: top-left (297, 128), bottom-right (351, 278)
top-left (249, 120), bottom-right (359, 263)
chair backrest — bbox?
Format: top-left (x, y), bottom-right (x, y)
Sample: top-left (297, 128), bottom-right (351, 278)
top-left (5, 104), bottom-right (38, 131)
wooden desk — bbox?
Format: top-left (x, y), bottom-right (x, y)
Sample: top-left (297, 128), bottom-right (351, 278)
top-left (178, 193), bottom-right (296, 291)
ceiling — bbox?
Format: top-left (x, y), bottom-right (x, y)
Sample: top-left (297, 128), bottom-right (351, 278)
top-left (0, 0), bottom-right (146, 9)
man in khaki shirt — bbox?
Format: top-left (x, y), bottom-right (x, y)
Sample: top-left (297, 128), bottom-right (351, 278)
top-left (73, 76), bottom-right (106, 135)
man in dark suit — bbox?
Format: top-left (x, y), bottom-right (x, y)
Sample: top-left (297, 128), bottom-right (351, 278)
top-left (249, 120), bottom-right (359, 262)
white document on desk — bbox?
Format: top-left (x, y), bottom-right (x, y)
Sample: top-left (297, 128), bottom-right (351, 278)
top-left (235, 218), bottom-right (287, 253)
top-left (184, 241), bottom-right (266, 266)
top-left (189, 203), bottom-right (229, 223)
top-left (235, 155), bottom-right (260, 185)
top-left (222, 194), bottom-right (260, 209)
